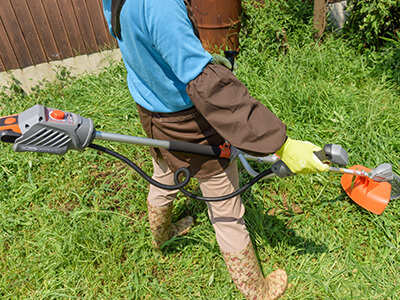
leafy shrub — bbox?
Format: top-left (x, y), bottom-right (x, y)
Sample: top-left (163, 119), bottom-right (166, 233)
top-left (240, 0), bottom-right (314, 57)
top-left (344, 0), bottom-right (400, 50)
top-left (368, 31), bottom-right (400, 84)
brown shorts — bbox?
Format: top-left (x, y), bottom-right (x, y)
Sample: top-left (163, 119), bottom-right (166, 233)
top-left (137, 104), bottom-right (230, 178)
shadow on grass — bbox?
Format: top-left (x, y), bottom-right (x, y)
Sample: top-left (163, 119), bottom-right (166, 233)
top-left (157, 189), bottom-right (328, 257)
top-left (245, 204), bottom-right (328, 256)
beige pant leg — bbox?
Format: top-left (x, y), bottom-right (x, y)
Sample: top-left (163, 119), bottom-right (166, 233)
top-left (148, 158), bottom-right (178, 207)
top-left (148, 157), bottom-right (250, 252)
top-left (198, 162), bottom-right (250, 253)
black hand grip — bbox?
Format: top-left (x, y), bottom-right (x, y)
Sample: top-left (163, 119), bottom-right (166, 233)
top-left (0, 129), bottom-right (21, 143)
top-left (168, 140), bottom-right (222, 157)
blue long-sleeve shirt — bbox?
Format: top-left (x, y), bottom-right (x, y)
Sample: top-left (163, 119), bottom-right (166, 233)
top-left (102, 0), bottom-right (212, 113)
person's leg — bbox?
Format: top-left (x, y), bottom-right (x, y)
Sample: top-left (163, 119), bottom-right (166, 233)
top-left (147, 157), bottom-right (193, 248)
top-left (198, 162), bottom-right (287, 299)
top-left (198, 161), bottom-right (249, 252)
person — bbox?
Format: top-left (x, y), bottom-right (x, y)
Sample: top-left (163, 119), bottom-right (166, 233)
top-left (101, 0), bottom-right (329, 299)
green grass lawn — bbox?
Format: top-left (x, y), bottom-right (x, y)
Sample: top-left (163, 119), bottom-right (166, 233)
top-left (1, 1), bottom-right (399, 299)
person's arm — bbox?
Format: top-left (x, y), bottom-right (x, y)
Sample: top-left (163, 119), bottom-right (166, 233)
top-left (187, 64), bottom-right (328, 174)
top-left (187, 64), bottom-right (286, 157)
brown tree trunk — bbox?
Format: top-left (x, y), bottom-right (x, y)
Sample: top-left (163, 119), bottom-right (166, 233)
top-left (313, 0), bottom-right (327, 40)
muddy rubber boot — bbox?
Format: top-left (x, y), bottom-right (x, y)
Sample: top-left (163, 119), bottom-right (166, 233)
top-left (147, 201), bottom-right (194, 249)
top-left (222, 242), bottom-right (288, 300)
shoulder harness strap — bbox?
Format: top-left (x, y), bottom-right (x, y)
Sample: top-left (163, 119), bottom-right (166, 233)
top-left (111, 0), bottom-right (126, 39)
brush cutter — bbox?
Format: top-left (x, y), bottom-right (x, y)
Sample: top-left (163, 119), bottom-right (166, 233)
top-left (1, 105), bottom-right (399, 213)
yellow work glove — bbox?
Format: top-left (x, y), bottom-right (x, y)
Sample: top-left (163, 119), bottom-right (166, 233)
top-left (212, 54), bottom-right (238, 74)
top-left (276, 138), bottom-right (329, 174)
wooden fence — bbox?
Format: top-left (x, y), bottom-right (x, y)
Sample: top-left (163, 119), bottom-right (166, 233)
top-left (0, 0), bottom-right (117, 72)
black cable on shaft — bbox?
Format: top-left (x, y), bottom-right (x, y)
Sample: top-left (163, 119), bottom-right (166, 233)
top-left (89, 143), bottom-right (274, 202)
top-left (174, 168), bottom-right (274, 201)
top-left (88, 143), bottom-right (191, 190)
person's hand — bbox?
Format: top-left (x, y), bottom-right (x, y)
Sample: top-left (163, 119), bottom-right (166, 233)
top-left (212, 54), bottom-right (238, 74)
top-left (276, 138), bottom-right (329, 174)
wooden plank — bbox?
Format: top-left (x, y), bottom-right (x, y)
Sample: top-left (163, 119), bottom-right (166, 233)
top-left (70, 0), bottom-right (98, 53)
top-left (0, 0), bottom-right (33, 69)
top-left (25, 0), bottom-right (61, 62)
top-left (0, 58), bottom-right (5, 73)
top-left (0, 16), bottom-right (20, 70)
top-left (41, 0), bottom-right (74, 59)
top-left (57, 0), bottom-right (86, 55)
top-left (86, 0), bottom-right (116, 49)
top-left (11, 0), bottom-right (47, 65)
